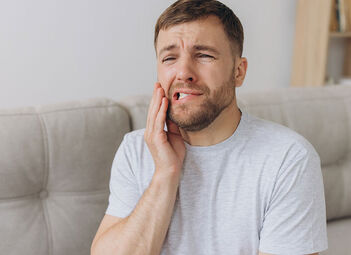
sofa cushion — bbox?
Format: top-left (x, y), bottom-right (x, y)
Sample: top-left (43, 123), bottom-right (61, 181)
top-left (0, 98), bottom-right (130, 255)
top-left (321, 217), bottom-right (351, 254)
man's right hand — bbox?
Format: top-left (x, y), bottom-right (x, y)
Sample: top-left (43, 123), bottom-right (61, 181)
top-left (92, 82), bottom-right (186, 255)
top-left (144, 82), bottom-right (186, 178)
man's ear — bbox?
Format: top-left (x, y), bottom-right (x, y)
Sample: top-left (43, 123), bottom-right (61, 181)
top-left (234, 57), bottom-right (248, 88)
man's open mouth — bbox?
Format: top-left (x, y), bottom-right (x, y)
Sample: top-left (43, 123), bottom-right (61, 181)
top-left (176, 93), bottom-right (191, 100)
top-left (172, 92), bottom-right (203, 104)
top-left (173, 90), bottom-right (203, 101)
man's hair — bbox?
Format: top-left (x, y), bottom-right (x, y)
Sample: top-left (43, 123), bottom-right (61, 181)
top-left (154, 0), bottom-right (244, 57)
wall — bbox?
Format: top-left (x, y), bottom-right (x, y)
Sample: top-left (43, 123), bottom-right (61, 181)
top-left (0, 0), bottom-right (297, 108)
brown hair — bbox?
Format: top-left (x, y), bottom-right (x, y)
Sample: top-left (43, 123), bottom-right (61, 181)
top-left (154, 0), bottom-right (244, 57)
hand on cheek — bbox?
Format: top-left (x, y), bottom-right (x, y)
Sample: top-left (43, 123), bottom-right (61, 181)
top-left (144, 82), bottom-right (186, 178)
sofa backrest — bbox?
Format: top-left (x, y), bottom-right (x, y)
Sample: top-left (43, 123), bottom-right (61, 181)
top-left (119, 84), bottom-right (351, 222)
top-left (0, 98), bottom-right (130, 255)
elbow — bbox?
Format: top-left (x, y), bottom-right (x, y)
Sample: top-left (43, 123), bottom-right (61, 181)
top-left (90, 243), bottom-right (106, 255)
top-left (90, 238), bottom-right (122, 255)
top-left (90, 237), bottom-right (104, 255)
top-left (90, 241), bottom-right (98, 255)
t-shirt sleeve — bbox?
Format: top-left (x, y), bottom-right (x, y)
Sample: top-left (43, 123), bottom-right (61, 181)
top-left (105, 134), bottom-right (140, 218)
top-left (259, 143), bottom-right (328, 254)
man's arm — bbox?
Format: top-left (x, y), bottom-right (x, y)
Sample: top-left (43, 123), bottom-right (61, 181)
top-left (91, 170), bottom-right (180, 255)
top-left (91, 82), bottom-right (186, 255)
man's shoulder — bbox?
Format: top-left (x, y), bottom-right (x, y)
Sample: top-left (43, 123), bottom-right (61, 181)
top-left (245, 112), bottom-right (318, 158)
top-left (247, 113), bottom-right (303, 140)
top-left (118, 128), bottom-right (151, 165)
top-left (122, 128), bottom-right (147, 149)
top-left (124, 128), bottom-right (146, 141)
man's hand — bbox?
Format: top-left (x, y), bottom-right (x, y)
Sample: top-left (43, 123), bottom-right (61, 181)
top-left (144, 82), bottom-right (186, 178)
top-left (92, 82), bottom-right (186, 255)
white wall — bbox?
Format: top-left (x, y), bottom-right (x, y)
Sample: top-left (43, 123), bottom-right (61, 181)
top-left (0, 0), bottom-right (298, 108)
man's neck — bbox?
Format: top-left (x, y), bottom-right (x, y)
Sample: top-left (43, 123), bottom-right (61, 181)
top-left (179, 100), bottom-right (242, 147)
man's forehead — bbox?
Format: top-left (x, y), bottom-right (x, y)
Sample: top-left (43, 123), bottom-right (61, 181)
top-left (156, 16), bottom-right (227, 54)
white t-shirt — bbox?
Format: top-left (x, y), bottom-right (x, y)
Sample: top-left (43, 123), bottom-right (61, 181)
top-left (106, 109), bottom-right (328, 254)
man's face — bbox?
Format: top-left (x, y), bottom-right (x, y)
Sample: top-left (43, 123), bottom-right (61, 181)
top-left (156, 16), bottom-right (238, 131)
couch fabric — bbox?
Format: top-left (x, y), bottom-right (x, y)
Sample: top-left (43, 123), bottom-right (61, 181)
top-left (0, 85), bottom-right (351, 254)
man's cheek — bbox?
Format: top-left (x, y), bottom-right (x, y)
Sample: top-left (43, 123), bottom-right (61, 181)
top-left (158, 81), bottom-right (172, 100)
top-left (160, 68), bottom-right (177, 97)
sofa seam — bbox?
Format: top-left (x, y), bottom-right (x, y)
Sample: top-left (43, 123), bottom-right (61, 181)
top-left (0, 193), bottom-right (39, 202)
top-left (37, 104), bottom-right (122, 115)
top-left (0, 104), bottom-right (123, 116)
top-left (48, 189), bottom-right (110, 196)
top-left (0, 189), bottom-right (110, 202)
top-left (0, 112), bottom-right (37, 116)
top-left (37, 112), bottom-right (53, 255)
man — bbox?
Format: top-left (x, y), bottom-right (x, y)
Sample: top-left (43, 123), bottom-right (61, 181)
top-left (91, 0), bottom-right (328, 254)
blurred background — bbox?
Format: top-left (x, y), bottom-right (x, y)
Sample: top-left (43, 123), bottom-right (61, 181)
top-left (0, 0), bottom-right (298, 108)
top-left (0, 0), bottom-right (346, 108)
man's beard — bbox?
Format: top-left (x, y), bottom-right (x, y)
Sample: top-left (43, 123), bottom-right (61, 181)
top-left (166, 69), bottom-right (236, 132)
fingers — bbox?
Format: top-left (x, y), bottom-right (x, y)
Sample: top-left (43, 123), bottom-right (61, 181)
top-left (155, 97), bottom-right (168, 131)
top-left (146, 83), bottom-right (160, 133)
top-left (146, 82), bottom-right (166, 135)
top-left (166, 118), bottom-right (181, 135)
top-left (149, 85), bottom-right (164, 132)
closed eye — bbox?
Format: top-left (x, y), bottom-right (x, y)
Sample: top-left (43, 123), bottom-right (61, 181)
top-left (197, 54), bottom-right (214, 58)
top-left (162, 54), bottom-right (214, 63)
top-left (162, 57), bottom-right (176, 63)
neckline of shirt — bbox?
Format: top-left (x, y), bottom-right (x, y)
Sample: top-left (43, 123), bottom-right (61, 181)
top-left (184, 108), bottom-right (247, 153)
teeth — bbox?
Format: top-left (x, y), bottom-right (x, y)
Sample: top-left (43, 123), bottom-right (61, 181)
top-left (178, 93), bottom-right (190, 100)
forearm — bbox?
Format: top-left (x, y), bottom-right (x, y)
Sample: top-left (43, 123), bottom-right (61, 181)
top-left (92, 170), bottom-right (180, 255)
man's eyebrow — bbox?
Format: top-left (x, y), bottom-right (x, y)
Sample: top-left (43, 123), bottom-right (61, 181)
top-left (193, 45), bottom-right (220, 55)
top-left (158, 44), bottom-right (178, 57)
top-left (158, 44), bottom-right (220, 57)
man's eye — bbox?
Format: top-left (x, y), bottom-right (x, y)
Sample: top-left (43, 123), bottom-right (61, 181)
top-left (198, 54), bottom-right (214, 58)
top-left (162, 57), bottom-right (175, 63)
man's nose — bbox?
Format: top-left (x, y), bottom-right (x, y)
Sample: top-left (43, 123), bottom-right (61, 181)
top-left (175, 57), bottom-right (197, 84)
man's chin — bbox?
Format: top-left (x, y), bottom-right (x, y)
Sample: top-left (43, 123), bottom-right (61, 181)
top-left (168, 103), bottom-right (199, 114)
top-left (167, 115), bottom-right (190, 128)
top-left (167, 111), bottom-right (212, 132)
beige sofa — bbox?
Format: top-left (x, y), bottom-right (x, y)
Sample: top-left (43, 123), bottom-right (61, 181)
top-left (0, 85), bottom-right (350, 255)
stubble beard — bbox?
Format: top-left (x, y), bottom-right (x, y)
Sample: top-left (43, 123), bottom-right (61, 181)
top-left (166, 69), bottom-right (236, 132)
